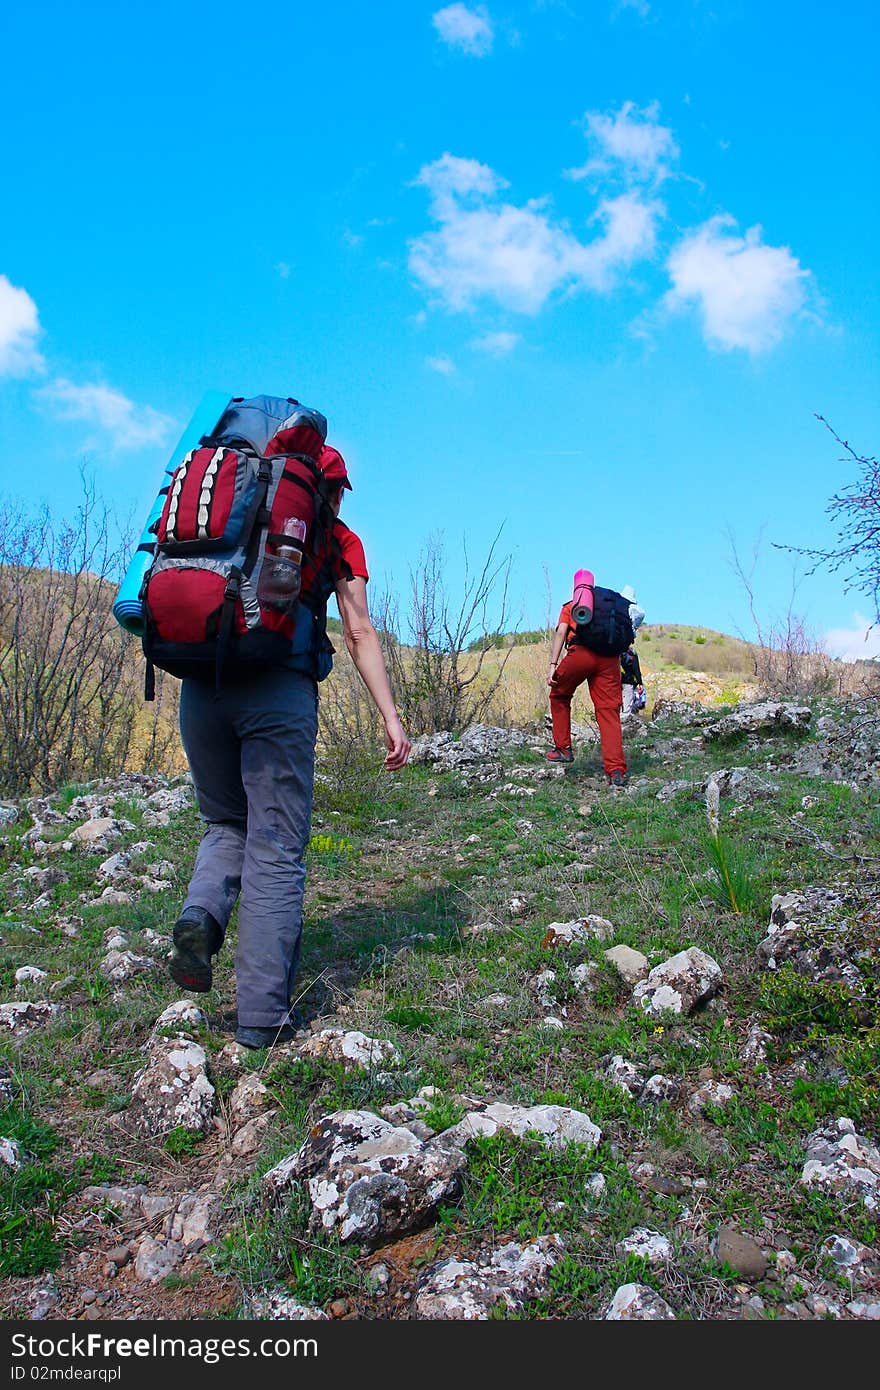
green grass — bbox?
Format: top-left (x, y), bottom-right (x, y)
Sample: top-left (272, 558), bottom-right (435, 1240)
top-left (0, 689), bottom-right (877, 1320)
top-left (165, 1126), bottom-right (205, 1157)
top-left (0, 1104), bottom-right (68, 1276)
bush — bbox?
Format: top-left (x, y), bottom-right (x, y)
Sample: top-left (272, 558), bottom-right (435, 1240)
top-left (373, 529), bottom-right (515, 736)
top-left (0, 475), bottom-right (180, 794)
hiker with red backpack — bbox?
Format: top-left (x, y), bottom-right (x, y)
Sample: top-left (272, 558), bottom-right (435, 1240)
top-left (545, 570), bottom-right (633, 787)
top-left (142, 395), bottom-right (410, 1048)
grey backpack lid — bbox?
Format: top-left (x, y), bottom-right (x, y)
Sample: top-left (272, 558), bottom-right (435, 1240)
top-left (209, 395), bottom-right (328, 454)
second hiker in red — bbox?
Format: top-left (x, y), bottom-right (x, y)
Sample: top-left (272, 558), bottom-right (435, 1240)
top-left (546, 599), bottom-right (627, 785)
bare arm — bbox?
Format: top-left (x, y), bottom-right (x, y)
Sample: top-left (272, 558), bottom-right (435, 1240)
top-left (334, 575), bottom-right (411, 769)
top-left (547, 621), bottom-right (568, 685)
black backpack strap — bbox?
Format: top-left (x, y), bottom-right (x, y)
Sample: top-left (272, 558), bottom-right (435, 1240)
top-left (215, 568), bottom-right (242, 690)
top-left (140, 602), bottom-right (157, 701)
top-left (241, 458), bottom-right (276, 578)
top-left (243, 457), bottom-right (273, 535)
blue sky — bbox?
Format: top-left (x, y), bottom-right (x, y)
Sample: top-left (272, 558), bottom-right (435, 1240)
top-left (1, 0), bottom-right (878, 657)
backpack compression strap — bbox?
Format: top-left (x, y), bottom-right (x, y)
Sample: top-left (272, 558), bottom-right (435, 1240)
top-left (215, 567), bottom-right (242, 691)
top-left (214, 461), bottom-right (271, 689)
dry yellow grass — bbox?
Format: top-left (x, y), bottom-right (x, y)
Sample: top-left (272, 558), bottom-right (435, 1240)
top-left (120, 621), bottom-right (877, 778)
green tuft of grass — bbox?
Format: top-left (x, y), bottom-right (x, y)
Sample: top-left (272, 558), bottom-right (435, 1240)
top-left (0, 1104), bottom-right (68, 1277)
top-left (384, 1005), bottom-right (436, 1031)
top-left (759, 969), bottom-right (869, 1046)
top-left (164, 1126), bottom-right (205, 1157)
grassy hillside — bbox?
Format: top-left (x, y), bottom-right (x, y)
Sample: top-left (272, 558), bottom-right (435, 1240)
top-left (1, 694), bottom-right (877, 1321)
top-left (459, 623), bottom-right (763, 722)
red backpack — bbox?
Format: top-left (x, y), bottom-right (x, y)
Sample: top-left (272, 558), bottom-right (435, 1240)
top-left (140, 395), bottom-right (334, 696)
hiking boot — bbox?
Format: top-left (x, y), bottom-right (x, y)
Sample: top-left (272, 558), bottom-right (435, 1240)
top-left (168, 907), bottom-right (224, 993)
top-left (545, 745), bottom-right (574, 764)
top-left (607, 769), bottom-right (627, 788)
top-left (234, 1022), bottom-right (300, 1050)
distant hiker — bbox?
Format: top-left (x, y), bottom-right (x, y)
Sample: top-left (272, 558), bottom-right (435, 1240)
top-left (546, 574), bottom-right (633, 787)
top-left (164, 406), bottom-right (411, 1049)
top-left (620, 584), bottom-right (645, 636)
top-left (620, 643), bottom-right (645, 716)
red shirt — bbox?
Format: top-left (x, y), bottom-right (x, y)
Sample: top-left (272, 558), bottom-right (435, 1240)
top-left (301, 519), bottom-right (369, 595)
top-left (333, 520), bottom-right (368, 583)
top-left (558, 601), bottom-right (576, 645)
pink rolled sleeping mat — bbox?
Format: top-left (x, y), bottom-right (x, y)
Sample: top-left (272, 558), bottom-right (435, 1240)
top-left (572, 569), bottom-right (595, 624)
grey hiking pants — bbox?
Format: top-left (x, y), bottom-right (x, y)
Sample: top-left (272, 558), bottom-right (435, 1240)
top-left (178, 668), bottom-right (318, 1028)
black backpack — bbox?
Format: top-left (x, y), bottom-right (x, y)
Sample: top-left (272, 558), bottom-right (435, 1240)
top-left (568, 585), bottom-right (634, 657)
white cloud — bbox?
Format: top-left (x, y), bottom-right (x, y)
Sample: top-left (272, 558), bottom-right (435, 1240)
top-left (415, 153), bottom-right (507, 210)
top-left (425, 355), bottom-right (457, 374)
top-left (824, 614), bottom-right (880, 662)
top-left (1, 280), bottom-right (174, 450)
top-left (615, 0), bottom-right (650, 18)
top-left (663, 214), bottom-right (809, 352)
top-left (34, 378), bottom-right (173, 450)
top-left (410, 153), bottom-right (661, 313)
top-left (275, 261), bottom-right (291, 279)
top-left (584, 193), bottom-right (661, 287)
top-left (566, 101), bottom-right (679, 184)
top-left (432, 4), bottom-right (494, 56)
top-left (0, 274), bottom-right (45, 376)
top-left (470, 330), bottom-right (521, 356)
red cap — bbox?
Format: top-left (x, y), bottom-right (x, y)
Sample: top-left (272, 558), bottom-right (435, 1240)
top-left (319, 445), bottom-right (353, 491)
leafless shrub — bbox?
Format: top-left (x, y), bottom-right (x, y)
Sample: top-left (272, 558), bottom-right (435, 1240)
top-left (136, 667), bottom-right (183, 775)
top-left (665, 640), bottom-right (692, 668)
top-left (373, 528), bottom-right (516, 736)
top-left (761, 414), bottom-right (880, 700)
top-left (316, 635), bottom-right (385, 779)
top-left (0, 474), bottom-right (179, 795)
top-left (775, 416), bottom-right (880, 626)
top-left (728, 529), bottom-right (837, 699)
top-left (684, 640), bottom-right (755, 679)
top-left (315, 528), bottom-right (519, 771)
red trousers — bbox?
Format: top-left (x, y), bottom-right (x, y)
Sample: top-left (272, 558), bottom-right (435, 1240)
top-left (549, 646), bottom-right (626, 775)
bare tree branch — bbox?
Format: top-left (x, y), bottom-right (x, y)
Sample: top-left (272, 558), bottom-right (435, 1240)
top-left (0, 471), bottom-right (180, 794)
top-left (773, 414), bottom-right (880, 628)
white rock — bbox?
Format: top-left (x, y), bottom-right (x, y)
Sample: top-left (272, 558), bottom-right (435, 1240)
top-left (632, 946), bottom-right (723, 1017)
top-left (130, 1039), bottom-right (215, 1137)
top-left (100, 950), bottom-right (157, 983)
top-left (69, 817), bottom-right (120, 847)
top-left (604, 944), bottom-right (650, 985)
top-left (297, 1028), bottom-right (401, 1070)
top-left (440, 1102), bottom-right (601, 1153)
top-left (0, 1001), bottom-right (59, 1037)
top-left (688, 1081), bottom-right (736, 1117)
top-left (154, 1001), bottom-right (207, 1033)
top-left (245, 1292), bottom-right (329, 1320)
top-left (414, 1236), bottom-right (564, 1319)
top-left (617, 1227), bottom-right (673, 1265)
top-left (606, 1282), bottom-right (676, 1319)
top-left (134, 1237), bottom-right (183, 1283)
top-left (0, 1137), bottom-right (23, 1168)
top-left (15, 966), bottom-right (48, 984)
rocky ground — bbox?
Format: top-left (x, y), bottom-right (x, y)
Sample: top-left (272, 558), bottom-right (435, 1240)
top-left (1, 696), bottom-right (878, 1321)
